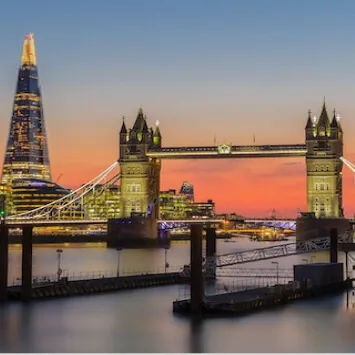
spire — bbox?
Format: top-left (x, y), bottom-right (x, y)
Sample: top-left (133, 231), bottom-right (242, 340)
top-left (305, 110), bottom-right (313, 128)
top-left (132, 107), bottom-right (146, 131)
top-left (331, 109), bottom-right (337, 127)
top-left (154, 121), bottom-right (161, 137)
top-left (120, 116), bottom-right (127, 133)
top-left (317, 100), bottom-right (330, 135)
top-left (142, 114), bottom-right (148, 132)
top-left (21, 33), bottom-right (37, 66)
top-left (330, 109), bottom-right (342, 132)
top-left (153, 120), bottom-right (161, 145)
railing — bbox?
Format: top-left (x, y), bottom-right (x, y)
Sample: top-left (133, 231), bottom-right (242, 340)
top-left (215, 236), bottom-right (336, 267)
top-left (9, 266), bottom-right (186, 287)
top-left (216, 267), bottom-right (293, 279)
top-left (176, 274), bottom-right (291, 301)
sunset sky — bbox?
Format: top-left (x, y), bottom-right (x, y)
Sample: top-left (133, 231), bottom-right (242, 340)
top-left (0, 0), bottom-right (354, 217)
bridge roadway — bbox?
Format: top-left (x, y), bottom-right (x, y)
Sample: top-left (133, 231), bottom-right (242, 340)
top-left (146, 144), bottom-right (307, 159)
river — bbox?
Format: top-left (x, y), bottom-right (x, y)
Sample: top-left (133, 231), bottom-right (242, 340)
top-left (0, 237), bottom-right (354, 352)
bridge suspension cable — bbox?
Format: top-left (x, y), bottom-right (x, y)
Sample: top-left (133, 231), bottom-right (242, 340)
top-left (8, 161), bottom-right (120, 220)
top-left (340, 157), bottom-right (355, 173)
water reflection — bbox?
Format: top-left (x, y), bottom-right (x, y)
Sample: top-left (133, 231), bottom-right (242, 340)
top-left (1, 238), bottom-right (354, 352)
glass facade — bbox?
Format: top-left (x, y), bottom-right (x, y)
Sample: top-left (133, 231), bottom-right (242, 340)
top-left (12, 178), bottom-right (69, 214)
top-left (159, 185), bottom-right (215, 220)
top-left (1, 34), bottom-right (51, 214)
top-left (83, 185), bottom-right (120, 219)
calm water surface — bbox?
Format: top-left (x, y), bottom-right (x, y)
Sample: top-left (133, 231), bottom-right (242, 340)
top-left (0, 237), bottom-right (354, 352)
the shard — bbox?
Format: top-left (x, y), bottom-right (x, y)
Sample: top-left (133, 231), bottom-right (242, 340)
top-left (1, 33), bottom-right (51, 213)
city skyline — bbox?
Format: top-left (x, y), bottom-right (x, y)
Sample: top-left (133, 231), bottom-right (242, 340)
top-left (0, 1), bottom-right (354, 217)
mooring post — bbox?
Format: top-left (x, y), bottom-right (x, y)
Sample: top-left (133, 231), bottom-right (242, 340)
top-left (22, 225), bottom-right (33, 300)
top-left (0, 223), bottom-right (9, 302)
top-left (330, 228), bottom-right (338, 264)
top-left (190, 224), bottom-right (204, 313)
top-left (205, 227), bottom-right (216, 280)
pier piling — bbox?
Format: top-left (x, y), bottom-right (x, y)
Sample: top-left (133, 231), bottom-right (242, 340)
top-left (190, 224), bottom-right (204, 313)
top-left (0, 224), bottom-right (9, 301)
top-left (330, 228), bottom-right (338, 263)
top-left (22, 225), bottom-right (33, 300)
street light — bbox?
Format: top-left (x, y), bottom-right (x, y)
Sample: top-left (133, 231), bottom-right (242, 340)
top-left (56, 249), bottom-right (63, 281)
top-left (271, 261), bottom-right (279, 284)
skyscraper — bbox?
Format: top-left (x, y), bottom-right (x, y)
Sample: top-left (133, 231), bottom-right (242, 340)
top-left (1, 33), bottom-right (51, 213)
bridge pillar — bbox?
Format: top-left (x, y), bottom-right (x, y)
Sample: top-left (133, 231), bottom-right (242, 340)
top-left (190, 224), bottom-right (204, 313)
top-left (205, 227), bottom-right (216, 280)
top-left (330, 228), bottom-right (338, 263)
top-left (21, 225), bottom-right (33, 300)
top-left (0, 223), bottom-right (9, 301)
top-left (118, 109), bottom-right (161, 233)
top-left (305, 103), bottom-right (343, 218)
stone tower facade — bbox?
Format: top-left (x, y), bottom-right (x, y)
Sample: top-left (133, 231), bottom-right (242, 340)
top-left (305, 102), bottom-right (343, 218)
top-left (119, 109), bottom-right (161, 219)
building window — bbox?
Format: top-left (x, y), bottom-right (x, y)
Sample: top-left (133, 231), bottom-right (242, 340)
top-left (127, 183), bottom-right (141, 192)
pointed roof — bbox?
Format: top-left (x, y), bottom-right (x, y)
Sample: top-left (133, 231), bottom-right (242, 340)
top-left (305, 110), bottom-right (313, 129)
top-left (120, 117), bottom-right (127, 133)
top-left (154, 124), bottom-right (161, 138)
top-left (21, 33), bottom-right (37, 66)
top-left (132, 107), bottom-right (146, 131)
top-left (330, 110), bottom-right (342, 131)
top-left (317, 101), bottom-right (330, 130)
top-left (142, 115), bottom-right (148, 132)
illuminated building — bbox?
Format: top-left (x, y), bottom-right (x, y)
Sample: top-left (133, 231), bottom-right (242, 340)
top-left (83, 185), bottom-right (120, 219)
top-left (305, 102), bottom-right (343, 217)
top-left (159, 183), bottom-right (215, 220)
top-left (12, 179), bottom-right (69, 214)
top-left (190, 200), bottom-right (215, 218)
top-left (179, 181), bottom-right (194, 201)
top-left (159, 189), bottom-right (191, 219)
top-left (1, 33), bottom-right (51, 213)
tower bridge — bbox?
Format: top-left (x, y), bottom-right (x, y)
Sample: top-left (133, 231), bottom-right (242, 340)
top-left (119, 102), bottom-right (345, 230)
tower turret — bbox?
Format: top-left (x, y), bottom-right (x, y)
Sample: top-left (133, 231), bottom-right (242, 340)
top-left (305, 100), bottom-right (343, 218)
top-left (119, 117), bottom-right (127, 143)
top-left (305, 110), bottom-right (315, 139)
top-left (153, 122), bottom-right (162, 147)
top-left (119, 109), bottom-right (161, 220)
top-left (316, 101), bottom-right (330, 137)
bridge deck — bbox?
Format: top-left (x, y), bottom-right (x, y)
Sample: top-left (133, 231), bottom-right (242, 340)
top-left (147, 144), bottom-right (307, 159)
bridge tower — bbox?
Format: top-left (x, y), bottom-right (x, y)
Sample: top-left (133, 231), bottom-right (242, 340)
top-left (305, 101), bottom-right (343, 218)
top-left (119, 109), bottom-right (161, 220)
